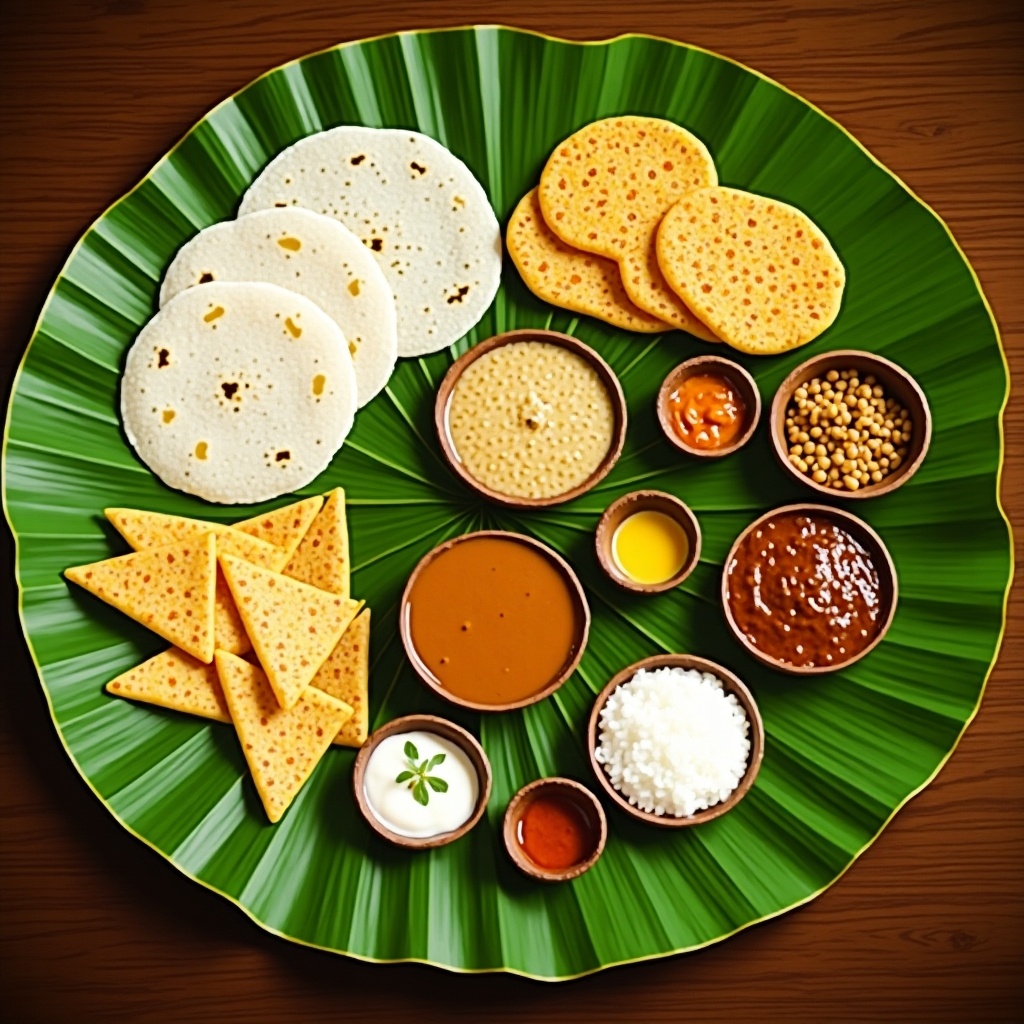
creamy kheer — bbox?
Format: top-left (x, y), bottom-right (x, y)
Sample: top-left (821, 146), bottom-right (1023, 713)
top-left (446, 341), bottom-right (615, 500)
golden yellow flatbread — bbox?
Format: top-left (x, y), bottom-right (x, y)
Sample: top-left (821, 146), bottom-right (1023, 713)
top-left (65, 535), bottom-right (216, 662)
top-left (215, 651), bottom-right (353, 823)
top-left (105, 508), bottom-right (289, 571)
top-left (233, 495), bottom-right (324, 562)
top-left (537, 116), bottom-right (718, 337)
top-left (106, 647), bottom-right (230, 723)
top-left (219, 553), bottom-right (361, 709)
top-left (313, 608), bottom-right (370, 747)
top-left (507, 189), bottom-right (669, 334)
top-left (105, 508), bottom-right (264, 655)
top-left (656, 186), bottom-right (846, 354)
top-left (284, 487), bottom-right (350, 597)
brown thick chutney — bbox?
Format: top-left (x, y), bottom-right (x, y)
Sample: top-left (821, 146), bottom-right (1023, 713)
top-left (725, 511), bottom-right (885, 668)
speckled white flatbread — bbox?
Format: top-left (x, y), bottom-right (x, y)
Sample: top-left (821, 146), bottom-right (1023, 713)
top-left (239, 127), bottom-right (502, 357)
top-left (159, 208), bottom-right (397, 408)
top-left (121, 282), bottom-right (356, 504)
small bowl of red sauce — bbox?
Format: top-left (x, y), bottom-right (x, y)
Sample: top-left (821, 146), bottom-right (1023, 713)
top-left (657, 355), bottom-right (761, 458)
top-left (502, 777), bottom-right (607, 883)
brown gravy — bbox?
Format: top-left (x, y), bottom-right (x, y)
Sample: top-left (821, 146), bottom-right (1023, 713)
top-left (405, 535), bottom-right (583, 706)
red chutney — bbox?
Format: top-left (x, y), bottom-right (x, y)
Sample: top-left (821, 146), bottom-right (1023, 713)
top-left (516, 794), bottom-right (600, 870)
top-left (667, 373), bottom-right (746, 450)
top-left (725, 512), bottom-right (885, 668)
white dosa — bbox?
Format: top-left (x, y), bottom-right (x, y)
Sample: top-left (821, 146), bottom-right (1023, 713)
top-left (240, 127), bottom-right (501, 357)
top-left (121, 282), bottom-right (356, 504)
top-left (160, 208), bottom-right (397, 408)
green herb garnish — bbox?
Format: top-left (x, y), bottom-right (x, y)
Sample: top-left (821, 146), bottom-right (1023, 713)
top-left (396, 741), bottom-right (448, 806)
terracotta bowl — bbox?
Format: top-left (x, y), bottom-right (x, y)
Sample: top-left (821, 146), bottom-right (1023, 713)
top-left (657, 354), bottom-right (761, 458)
top-left (587, 653), bottom-right (764, 828)
top-left (435, 328), bottom-right (628, 508)
top-left (721, 502), bottom-right (898, 676)
top-left (352, 714), bottom-right (492, 850)
top-left (594, 489), bottom-right (702, 594)
top-left (502, 777), bottom-right (607, 883)
top-left (399, 530), bottom-right (590, 713)
top-left (769, 349), bottom-right (931, 499)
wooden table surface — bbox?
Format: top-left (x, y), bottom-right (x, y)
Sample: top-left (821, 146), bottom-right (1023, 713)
top-left (2, 1), bottom-right (1020, 1020)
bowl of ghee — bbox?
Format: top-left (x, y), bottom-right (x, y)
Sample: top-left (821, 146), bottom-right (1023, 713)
top-left (595, 490), bottom-right (702, 594)
top-left (657, 355), bottom-right (761, 458)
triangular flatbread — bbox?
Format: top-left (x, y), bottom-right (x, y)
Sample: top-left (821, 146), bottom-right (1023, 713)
top-left (233, 495), bottom-right (324, 563)
top-left (65, 535), bottom-right (216, 662)
top-left (314, 608), bottom-right (370, 747)
top-left (106, 647), bottom-right (230, 723)
top-left (284, 487), bottom-right (350, 597)
top-left (105, 508), bottom-right (288, 571)
top-left (219, 553), bottom-right (362, 709)
top-left (215, 651), bottom-right (352, 823)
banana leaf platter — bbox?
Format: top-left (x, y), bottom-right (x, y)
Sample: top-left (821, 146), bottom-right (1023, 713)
top-left (2, 26), bottom-right (1011, 980)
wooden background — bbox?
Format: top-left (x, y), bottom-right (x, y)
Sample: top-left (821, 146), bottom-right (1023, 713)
top-left (1, 1), bottom-right (1020, 1020)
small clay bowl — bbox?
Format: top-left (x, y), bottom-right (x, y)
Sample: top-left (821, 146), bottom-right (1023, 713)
top-left (435, 328), bottom-right (628, 508)
top-left (399, 530), bottom-right (590, 713)
top-left (769, 349), bottom-right (931, 499)
top-left (502, 777), bottom-right (607, 883)
top-left (587, 654), bottom-right (764, 828)
top-left (721, 502), bottom-right (898, 676)
top-left (594, 490), bottom-right (702, 594)
top-left (352, 714), bottom-right (492, 850)
top-left (657, 354), bottom-right (761, 458)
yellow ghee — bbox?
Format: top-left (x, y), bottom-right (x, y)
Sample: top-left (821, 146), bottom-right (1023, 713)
top-left (612, 510), bottom-right (689, 585)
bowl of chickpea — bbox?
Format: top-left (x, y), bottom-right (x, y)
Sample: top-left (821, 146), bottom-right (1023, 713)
top-left (769, 350), bottom-right (931, 500)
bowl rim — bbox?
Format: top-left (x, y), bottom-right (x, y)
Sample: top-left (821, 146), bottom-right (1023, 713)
top-left (351, 713), bottom-right (493, 850)
top-left (768, 348), bottom-right (932, 499)
top-left (434, 328), bottom-right (628, 508)
top-left (586, 653), bottom-right (765, 827)
top-left (720, 501), bottom-right (899, 675)
top-left (656, 354), bottom-right (762, 458)
top-left (501, 776), bottom-right (608, 882)
top-left (399, 529), bottom-right (591, 712)
top-left (594, 489), bottom-right (702, 594)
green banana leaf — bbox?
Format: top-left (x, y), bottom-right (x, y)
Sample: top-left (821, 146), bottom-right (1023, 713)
top-left (2, 27), bottom-right (1011, 980)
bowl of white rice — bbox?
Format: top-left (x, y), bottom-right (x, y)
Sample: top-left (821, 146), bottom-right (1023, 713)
top-left (587, 654), bottom-right (764, 827)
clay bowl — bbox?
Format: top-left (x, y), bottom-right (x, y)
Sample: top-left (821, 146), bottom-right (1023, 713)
top-left (587, 653), bottom-right (764, 828)
top-left (352, 714), bottom-right (492, 850)
top-left (435, 328), bottom-right (627, 508)
top-left (594, 490), bottom-right (702, 594)
top-left (721, 502), bottom-right (898, 676)
top-left (502, 777), bottom-right (607, 883)
top-left (657, 354), bottom-right (761, 458)
top-left (399, 530), bottom-right (590, 713)
top-left (769, 349), bottom-right (931, 499)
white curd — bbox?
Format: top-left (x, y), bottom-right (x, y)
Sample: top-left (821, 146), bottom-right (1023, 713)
top-left (363, 730), bottom-right (478, 838)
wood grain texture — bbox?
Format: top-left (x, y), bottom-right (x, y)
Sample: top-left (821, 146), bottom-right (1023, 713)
top-left (1, 1), bottom-right (1021, 1021)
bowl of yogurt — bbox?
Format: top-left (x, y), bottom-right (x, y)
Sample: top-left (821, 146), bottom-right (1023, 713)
top-left (352, 714), bottom-right (492, 849)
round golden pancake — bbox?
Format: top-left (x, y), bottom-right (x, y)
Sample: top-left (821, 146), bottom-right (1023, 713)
top-left (537, 116), bottom-right (718, 339)
top-left (507, 189), bottom-right (669, 333)
top-left (657, 186), bottom-right (845, 355)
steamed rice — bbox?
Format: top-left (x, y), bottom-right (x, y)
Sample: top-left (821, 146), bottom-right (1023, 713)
top-left (595, 666), bottom-right (751, 818)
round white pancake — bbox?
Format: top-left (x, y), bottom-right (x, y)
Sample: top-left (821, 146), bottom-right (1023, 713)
top-left (159, 208), bottom-right (397, 407)
top-left (121, 282), bottom-right (356, 504)
top-left (239, 127), bottom-right (502, 357)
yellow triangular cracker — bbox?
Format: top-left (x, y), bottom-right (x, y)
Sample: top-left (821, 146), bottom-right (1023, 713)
top-left (106, 647), bottom-right (230, 723)
top-left (314, 608), bottom-right (370, 747)
top-left (215, 651), bottom-right (352, 823)
top-left (219, 553), bottom-right (362, 709)
top-left (233, 495), bottom-right (324, 563)
top-left (284, 488), bottom-right (349, 597)
top-left (66, 535), bottom-right (216, 662)
top-left (106, 508), bottom-right (289, 571)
